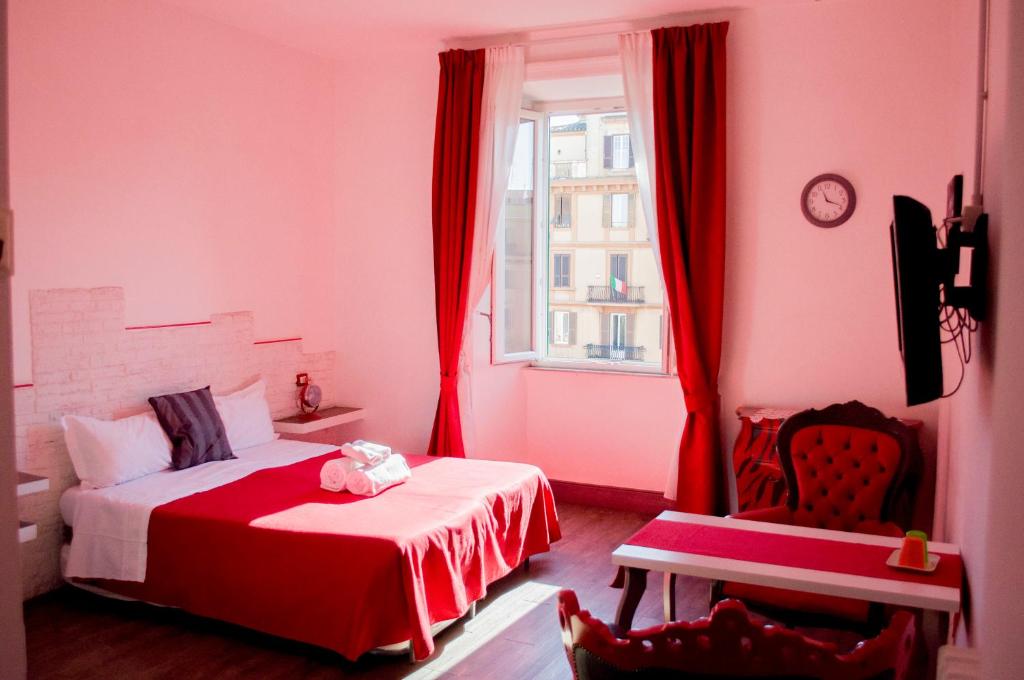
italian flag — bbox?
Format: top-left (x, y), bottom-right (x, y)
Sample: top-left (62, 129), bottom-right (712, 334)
top-left (610, 275), bottom-right (627, 295)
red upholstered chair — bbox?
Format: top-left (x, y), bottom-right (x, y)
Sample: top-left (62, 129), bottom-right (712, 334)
top-left (715, 401), bottom-right (922, 631)
top-left (558, 590), bottom-right (916, 680)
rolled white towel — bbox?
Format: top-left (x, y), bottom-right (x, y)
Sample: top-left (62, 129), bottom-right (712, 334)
top-left (346, 453), bottom-right (411, 497)
top-left (320, 457), bottom-right (364, 492)
top-left (340, 440), bottom-right (392, 466)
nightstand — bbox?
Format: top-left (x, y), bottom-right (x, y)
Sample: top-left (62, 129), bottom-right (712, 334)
top-left (17, 471), bottom-right (49, 543)
top-left (273, 406), bottom-right (365, 435)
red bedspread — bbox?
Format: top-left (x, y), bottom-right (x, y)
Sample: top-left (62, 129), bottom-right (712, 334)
top-left (93, 453), bottom-right (560, 660)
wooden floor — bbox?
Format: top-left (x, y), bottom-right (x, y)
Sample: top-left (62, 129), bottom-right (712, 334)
top-left (24, 503), bottom-right (710, 679)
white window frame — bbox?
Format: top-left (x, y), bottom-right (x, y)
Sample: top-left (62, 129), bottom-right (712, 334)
top-left (492, 110), bottom-right (545, 364)
top-left (495, 102), bottom-right (670, 375)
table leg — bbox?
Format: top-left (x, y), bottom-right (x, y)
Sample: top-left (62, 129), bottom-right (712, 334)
top-left (614, 567), bottom-right (648, 631)
top-left (947, 610), bottom-right (961, 645)
top-left (663, 573), bottom-right (677, 622)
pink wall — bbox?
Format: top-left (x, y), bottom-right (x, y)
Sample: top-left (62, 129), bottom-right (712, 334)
top-left (458, 0), bottom-right (968, 494)
top-left (7, 0), bottom-right (978, 497)
top-left (9, 0), bottom-right (1023, 669)
top-left (8, 0), bottom-right (338, 385)
top-left (716, 0), bottom-right (968, 481)
top-left (327, 41), bottom-right (443, 454)
top-left (942, 0), bottom-right (1024, 675)
top-left (523, 369), bottom-right (683, 490)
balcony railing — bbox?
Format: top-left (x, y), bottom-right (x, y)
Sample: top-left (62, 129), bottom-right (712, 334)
top-left (585, 344), bottom-right (646, 361)
top-left (551, 161), bottom-right (588, 179)
top-left (587, 285), bottom-right (645, 304)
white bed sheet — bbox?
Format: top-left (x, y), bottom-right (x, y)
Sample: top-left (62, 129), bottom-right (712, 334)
top-left (60, 485), bottom-right (83, 527)
top-left (62, 439), bottom-right (340, 583)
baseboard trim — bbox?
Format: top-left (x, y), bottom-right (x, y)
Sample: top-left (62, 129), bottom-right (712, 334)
top-left (549, 479), bottom-right (672, 516)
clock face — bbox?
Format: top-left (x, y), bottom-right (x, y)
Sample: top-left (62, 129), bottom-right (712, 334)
top-left (801, 174), bottom-right (856, 228)
top-left (304, 384), bottom-right (322, 408)
top-left (300, 384), bottom-right (322, 413)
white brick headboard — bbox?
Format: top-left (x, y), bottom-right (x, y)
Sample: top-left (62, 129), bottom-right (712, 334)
top-left (15, 287), bottom-right (335, 598)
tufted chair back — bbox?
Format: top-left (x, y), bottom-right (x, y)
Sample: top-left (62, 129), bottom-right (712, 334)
top-left (558, 590), bottom-right (916, 680)
top-left (777, 401), bottom-right (919, 532)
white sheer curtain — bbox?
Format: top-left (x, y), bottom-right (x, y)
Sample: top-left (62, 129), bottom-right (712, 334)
top-left (620, 31), bottom-right (679, 498)
top-left (618, 31), bottom-right (661, 277)
top-left (466, 44), bottom-right (526, 320)
top-left (459, 44), bottom-right (526, 454)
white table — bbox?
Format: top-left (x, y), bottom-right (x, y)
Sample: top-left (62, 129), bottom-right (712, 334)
top-left (612, 511), bottom-right (962, 634)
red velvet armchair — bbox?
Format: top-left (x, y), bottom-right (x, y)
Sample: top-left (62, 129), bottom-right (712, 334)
top-left (558, 589), bottom-right (916, 680)
top-left (715, 401), bottom-right (922, 630)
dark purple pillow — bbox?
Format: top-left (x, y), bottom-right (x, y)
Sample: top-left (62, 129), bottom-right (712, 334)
top-left (148, 386), bottom-right (235, 470)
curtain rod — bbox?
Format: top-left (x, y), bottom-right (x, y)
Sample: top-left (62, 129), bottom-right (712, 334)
top-left (444, 6), bottom-right (743, 51)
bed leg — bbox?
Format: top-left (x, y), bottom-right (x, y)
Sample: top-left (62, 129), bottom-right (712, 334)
top-left (523, 557), bottom-right (531, 573)
top-left (469, 601), bottom-right (477, 619)
top-left (408, 644), bottom-right (416, 664)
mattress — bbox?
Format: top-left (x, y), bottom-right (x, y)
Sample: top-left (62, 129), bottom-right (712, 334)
top-left (62, 438), bottom-right (339, 582)
top-left (60, 484), bottom-right (83, 527)
top-left (66, 448), bottom-right (560, 661)
top-left (60, 438), bottom-right (336, 530)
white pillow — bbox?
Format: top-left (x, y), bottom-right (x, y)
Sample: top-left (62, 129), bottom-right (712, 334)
top-left (62, 412), bottom-right (172, 489)
top-left (214, 379), bottom-right (277, 451)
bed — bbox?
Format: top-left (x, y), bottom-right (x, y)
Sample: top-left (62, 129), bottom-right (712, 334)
top-left (59, 439), bottom-right (560, 661)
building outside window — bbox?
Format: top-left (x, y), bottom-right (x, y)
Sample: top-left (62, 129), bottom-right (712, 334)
top-left (494, 111), bottom-right (667, 372)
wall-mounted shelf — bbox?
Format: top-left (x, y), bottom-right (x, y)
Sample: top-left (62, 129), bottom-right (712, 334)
top-left (17, 471), bottom-right (49, 544)
top-left (18, 521), bottom-right (37, 544)
top-left (273, 406), bottom-right (365, 435)
top-left (18, 471), bottom-right (49, 497)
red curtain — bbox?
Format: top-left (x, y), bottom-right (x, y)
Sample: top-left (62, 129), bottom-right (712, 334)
top-left (652, 23), bottom-right (729, 514)
top-left (427, 49), bottom-right (485, 458)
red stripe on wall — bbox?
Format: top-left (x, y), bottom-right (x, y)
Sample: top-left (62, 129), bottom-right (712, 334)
top-left (125, 321), bottom-right (212, 331)
top-left (253, 337), bottom-right (302, 345)
top-left (13, 383), bottom-right (33, 389)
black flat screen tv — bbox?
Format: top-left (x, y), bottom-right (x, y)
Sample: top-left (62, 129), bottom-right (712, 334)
top-left (890, 195), bottom-right (943, 406)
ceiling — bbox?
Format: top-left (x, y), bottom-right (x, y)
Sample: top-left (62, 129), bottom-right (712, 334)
top-left (162, 0), bottom-right (807, 58)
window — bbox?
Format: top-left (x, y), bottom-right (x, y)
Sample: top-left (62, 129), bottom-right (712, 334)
top-left (611, 193), bottom-right (629, 228)
top-left (609, 254), bottom-right (628, 302)
top-left (606, 133), bottom-right (632, 170)
top-left (492, 115), bottom-right (540, 362)
top-left (494, 109), bottom-right (668, 373)
top-left (552, 193), bottom-right (572, 228)
top-left (553, 253), bottom-right (571, 288)
top-left (609, 313), bottom-right (627, 346)
top-left (551, 310), bottom-right (576, 345)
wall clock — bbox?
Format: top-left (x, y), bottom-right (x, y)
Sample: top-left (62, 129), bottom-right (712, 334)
top-left (801, 173), bottom-right (856, 228)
